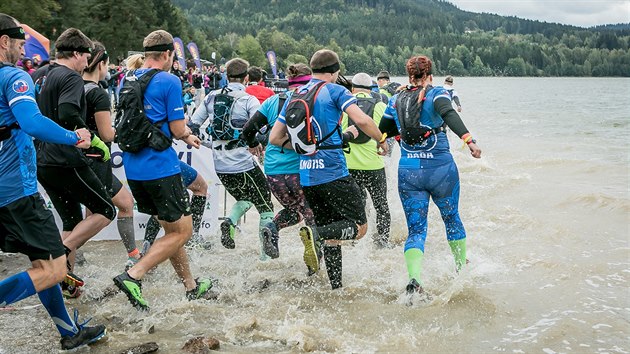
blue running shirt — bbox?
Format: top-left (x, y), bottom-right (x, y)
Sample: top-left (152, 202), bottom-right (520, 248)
top-left (122, 69), bottom-right (185, 181)
top-left (259, 91), bottom-right (300, 175)
top-left (278, 79), bottom-right (357, 187)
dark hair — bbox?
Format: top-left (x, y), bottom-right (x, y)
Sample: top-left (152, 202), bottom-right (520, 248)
top-left (286, 63), bottom-right (312, 79)
top-left (55, 28), bottom-right (93, 59)
top-left (0, 13), bottom-right (18, 32)
top-left (226, 58), bottom-right (249, 82)
top-left (310, 49), bottom-right (339, 71)
top-left (247, 66), bottom-right (263, 82)
top-left (84, 41), bottom-right (108, 73)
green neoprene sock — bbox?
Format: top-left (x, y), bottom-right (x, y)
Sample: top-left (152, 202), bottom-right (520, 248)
top-left (257, 212), bottom-right (274, 261)
top-left (228, 200), bottom-right (253, 225)
top-left (404, 248), bottom-right (424, 285)
top-left (448, 239), bottom-right (467, 272)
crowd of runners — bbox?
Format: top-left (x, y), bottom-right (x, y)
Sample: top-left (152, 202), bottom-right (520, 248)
top-left (0, 13), bottom-right (481, 350)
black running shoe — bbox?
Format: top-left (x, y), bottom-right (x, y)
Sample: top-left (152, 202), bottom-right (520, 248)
top-left (59, 310), bottom-right (107, 350)
top-left (113, 272), bottom-right (149, 311)
top-left (220, 219), bottom-right (235, 249)
top-left (405, 279), bottom-right (432, 304)
top-left (406, 279), bottom-right (422, 295)
top-left (261, 222), bottom-right (279, 259)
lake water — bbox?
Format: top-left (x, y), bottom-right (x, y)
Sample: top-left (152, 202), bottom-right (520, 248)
top-left (1, 77), bottom-right (629, 353)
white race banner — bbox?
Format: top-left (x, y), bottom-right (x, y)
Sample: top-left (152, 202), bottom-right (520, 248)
top-left (38, 143), bottom-right (222, 240)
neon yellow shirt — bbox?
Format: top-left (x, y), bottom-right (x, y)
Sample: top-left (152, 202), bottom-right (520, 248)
top-left (341, 92), bottom-right (386, 171)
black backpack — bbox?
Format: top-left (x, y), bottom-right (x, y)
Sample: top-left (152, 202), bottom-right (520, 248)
top-left (395, 85), bottom-right (445, 145)
top-left (114, 69), bottom-right (172, 153)
top-left (205, 87), bottom-right (249, 142)
top-left (384, 82), bottom-right (401, 96)
top-left (347, 96), bottom-right (378, 144)
top-left (284, 81), bottom-right (344, 155)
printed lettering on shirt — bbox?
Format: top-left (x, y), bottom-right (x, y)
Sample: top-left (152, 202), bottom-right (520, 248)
top-left (300, 159), bottom-right (325, 169)
top-left (406, 152), bottom-right (434, 159)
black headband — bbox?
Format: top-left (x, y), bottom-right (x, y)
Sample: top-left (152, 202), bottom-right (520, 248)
top-left (144, 43), bottom-right (174, 52)
top-left (312, 62), bottom-right (340, 74)
top-left (0, 27), bottom-right (25, 40)
top-left (352, 84), bottom-right (372, 90)
top-left (228, 71), bottom-right (247, 79)
top-left (56, 45), bottom-right (92, 54)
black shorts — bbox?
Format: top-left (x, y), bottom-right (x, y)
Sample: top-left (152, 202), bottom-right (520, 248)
top-left (37, 165), bottom-right (117, 231)
top-left (0, 194), bottom-right (66, 261)
top-left (302, 175), bottom-right (367, 227)
top-left (87, 158), bottom-right (123, 197)
top-left (217, 166), bottom-right (273, 214)
top-left (128, 174), bottom-right (191, 223)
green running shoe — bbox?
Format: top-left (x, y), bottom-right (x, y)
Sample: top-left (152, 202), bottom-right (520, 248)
top-left (113, 272), bottom-right (149, 311)
top-left (220, 219), bottom-right (235, 249)
top-left (299, 226), bottom-right (321, 275)
top-left (186, 278), bottom-right (218, 300)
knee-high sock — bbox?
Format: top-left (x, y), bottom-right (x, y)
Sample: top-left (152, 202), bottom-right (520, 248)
top-left (323, 245), bottom-right (343, 289)
top-left (38, 284), bottom-right (79, 337)
top-left (0, 272), bottom-right (36, 307)
top-left (448, 239), bottom-right (467, 272)
top-left (317, 220), bottom-right (357, 241)
top-left (404, 248), bottom-right (424, 285)
top-left (228, 200), bottom-right (253, 225)
top-left (117, 216), bottom-right (137, 254)
top-left (190, 195), bottom-right (206, 235)
top-left (144, 216), bottom-right (162, 245)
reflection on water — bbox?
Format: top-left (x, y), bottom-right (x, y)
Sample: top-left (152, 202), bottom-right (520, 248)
top-left (1, 77), bottom-right (629, 353)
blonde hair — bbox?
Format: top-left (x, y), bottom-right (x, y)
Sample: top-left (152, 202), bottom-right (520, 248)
top-left (126, 54), bottom-right (145, 70)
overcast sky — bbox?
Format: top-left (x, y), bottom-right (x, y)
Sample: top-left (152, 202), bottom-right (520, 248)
top-left (447, 0), bottom-right (630, 27)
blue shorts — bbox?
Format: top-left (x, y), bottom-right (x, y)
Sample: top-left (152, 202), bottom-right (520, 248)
top-left (179, 161), bottom-right (198, 187)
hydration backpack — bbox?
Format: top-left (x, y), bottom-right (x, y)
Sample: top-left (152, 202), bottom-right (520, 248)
top-left (395, 85), bottom-right (445, 145)
top-left (347, 96), bottom-right (378, 144)
top-left (206, 87), bottom-right (249, 142)
top-left (284, 81), bottom-right (344, 155)
top-left (114, 69), bottom-right (172, 153)
top-left (384, 82), bottom-right (401, 96)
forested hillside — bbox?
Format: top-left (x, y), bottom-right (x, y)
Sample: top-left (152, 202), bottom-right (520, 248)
top-left (2, 0), bottom-right (628, 76)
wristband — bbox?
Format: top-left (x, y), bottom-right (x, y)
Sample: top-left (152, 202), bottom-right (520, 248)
top-left (461, 133), bottom-right (472, 144)
top-left (74, 131), bottom-right (84, 146)
top-left (379, 133), bottom-right (388, 144)
top-left (467, 138), bottom-right (477, 145)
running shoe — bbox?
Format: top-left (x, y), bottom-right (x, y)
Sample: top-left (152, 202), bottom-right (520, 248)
top-left (140, 240), bottom-right (151, 257)
top-left (59, 309), bottom-right (107, 350)
top-left (405, 278), bottom-right (432, 304)
top-left (113, 272), bottom-right (148, 311)
top-left (61, 282), bottom-right (83, 299)
top-left (64, 271), bottom-right (85, 288)
top-left (220, 219), bottom-right (236, 249)
top-left (261, 222), bottom-right (279, 259)
top-left (299, 226), bottom-right (321, 275)
top-left (186, 278), bottom-right (218, 301)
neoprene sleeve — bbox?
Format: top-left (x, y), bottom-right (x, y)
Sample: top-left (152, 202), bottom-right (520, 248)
top-left (434, 97), bottom-right (469, 137)
top-left (12, 100), bottom-right (78, 145)
top-left (241, 110), bottom-right (269, 147)
top-left (58, 102), bottom-right (88, 130)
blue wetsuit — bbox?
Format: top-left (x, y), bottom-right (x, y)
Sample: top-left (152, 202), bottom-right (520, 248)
top-left (382, 86), bottom-right (466, 254)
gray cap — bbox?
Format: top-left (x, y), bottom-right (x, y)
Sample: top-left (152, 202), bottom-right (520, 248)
top-left (351, 72), bottom-right (372, 88)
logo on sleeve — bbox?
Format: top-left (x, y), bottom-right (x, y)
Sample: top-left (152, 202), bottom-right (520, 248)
top-left (12, 80), bottom-right (29, 93)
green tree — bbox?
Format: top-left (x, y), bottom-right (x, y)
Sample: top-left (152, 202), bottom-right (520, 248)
top-left (447, 58), bottom-right (467, 76)
top-left (505, 57), bottom-right (527, 76)
top-left (238, 34), bottom-right (265, 67)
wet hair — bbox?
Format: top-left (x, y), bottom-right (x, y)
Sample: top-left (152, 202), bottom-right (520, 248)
top-left (143, 30), bottom-right (173, 60)
top-left (84, 41), bottom-right (108, 73)
top-left (406, 55), bottom-right (433, 103)
top-left (286, 63), bottom-right (312, 79)
top-left (310, 49), bottom-right (340, 72)
top-left (55, 28), bottom-right (93, 60)
top-left (125, 53), bottom-right (144, 70)
top-left (226, 58), bottom-right (249, 82)
top-left (247, 66), bottom-right (263, 82)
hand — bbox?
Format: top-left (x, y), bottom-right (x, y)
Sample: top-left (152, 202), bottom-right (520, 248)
top-left (89, 135), bottom-right (111, 161)
top-left (468, 142), bottom-right (481, 158)
top-left (248, 144), bottom-right (263, 158)
top-left (183, 134), bottom-right (201, 149)
top-left (457, 106), bottom-right (462, 113)
top-left (344, 125), bottom-right (359, 139)
top-left (74, 128), bottom-right (91, 149)
top-left (377, 140), bottom-right (389, 156)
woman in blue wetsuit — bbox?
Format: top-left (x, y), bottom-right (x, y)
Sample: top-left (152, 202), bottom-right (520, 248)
top-left (379, 55), bottom-right (482, 297)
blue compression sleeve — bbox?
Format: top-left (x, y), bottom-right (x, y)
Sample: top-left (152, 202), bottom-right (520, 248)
top-left (0, 271), bottom-right (37, 307)
top-left (11, 99), bottom-right (79, 145)
top-left (38, 284), bottom-right (79, 337)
